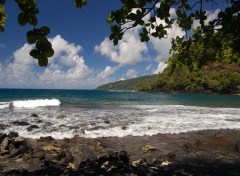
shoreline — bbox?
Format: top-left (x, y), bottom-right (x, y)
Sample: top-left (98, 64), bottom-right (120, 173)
top-left (1, 129), bottom-right (240, 175)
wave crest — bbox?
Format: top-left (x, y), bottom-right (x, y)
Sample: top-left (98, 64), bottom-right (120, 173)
top-left (12, 99), bottom-right (61, 108)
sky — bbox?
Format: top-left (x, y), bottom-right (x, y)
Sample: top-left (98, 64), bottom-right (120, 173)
top-left (0, 0), bottom-right (228, 89)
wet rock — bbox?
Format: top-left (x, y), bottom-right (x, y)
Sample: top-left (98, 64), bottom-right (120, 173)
top-left (9, 144), bottom-right (29, 158)
top-left (13, 137), bottom-right (26, 147)
top-left (0, 133), bottom-right (7, 143)
top-left (38, 136), bottom-right (54, 142)
top-left (166, 152), bottom-right (176, 161)
top-left (122, 126), bottom-right (127, 130)
top-left (104, 120), bottom-right (110, 124)
top-left (27, 125), bottom-right (40, 131)
top-left (54, 149), bottom-right (74, 164)
top-left (12, 121), bottom-right (30, 126)
top-left (1, 137), bottom-right (10, 152)
top-left (8, 131), bottom-right (19, 138)
top-left (43, 145), bottom-right (62, 154)
top-left (96, 151), bottom-right (115, 164)
top-left (32, 149), bottom-right (45, 160)
top-left (31, 114), bottom-right (38, 117)
top-left (119, 151), bottom-right (130, 166)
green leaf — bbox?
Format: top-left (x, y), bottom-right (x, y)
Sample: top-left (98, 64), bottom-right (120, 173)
top-left (0, 26), bottom-right (4, 32)
top-left (107, 17), bottom-right (113, 24)
top-left (38, 54), bottom-right (48, 67)
top-left (28, 15), bottom-right (38, 26)
top-left (0, 0), bottom-right (5, 4)
top-left (27, 30), bottom-right (38, 44)
top-left (74, 0), bottom-right (87, 9)
top-left (113, 38), bottom-right (118, 45)
top-left (18, 13), bottom-right (27, 26)
top-left (40, 26), bottom-right (50, 36)
top-left (29, 49), bottom-right (40, 58)
top-left (45, 48), bottom-right (54, 57)
top-left (36, 37), bottom-right (52, 52)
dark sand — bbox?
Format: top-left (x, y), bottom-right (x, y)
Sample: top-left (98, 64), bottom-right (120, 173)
top-left (1, 129), bottom-right (240, 175)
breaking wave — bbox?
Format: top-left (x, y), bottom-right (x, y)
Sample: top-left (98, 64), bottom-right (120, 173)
top-left (12, 99), bottom-right (61, 108)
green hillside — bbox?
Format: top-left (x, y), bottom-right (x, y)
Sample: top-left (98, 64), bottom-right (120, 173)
top-left (96, 75), bottom-right (157, 91)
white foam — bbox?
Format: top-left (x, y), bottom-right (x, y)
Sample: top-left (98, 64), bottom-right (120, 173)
top-left (1, 103), bottom-right (240, 139)
top-left (0, 102), bottom-right (10, 109)
top-left (12, 99), bottom-right (61, 108)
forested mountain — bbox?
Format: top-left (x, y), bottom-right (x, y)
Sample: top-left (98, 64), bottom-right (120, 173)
top-left (97, 75), bottom-right (157, 91)
top-left (98, 28), bottom-right (240, 94)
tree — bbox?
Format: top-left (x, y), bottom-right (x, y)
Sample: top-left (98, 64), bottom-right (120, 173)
top-left (0, 0), bottom-right (239, 67)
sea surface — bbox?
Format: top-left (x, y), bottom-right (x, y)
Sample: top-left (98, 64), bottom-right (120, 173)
top-left (0, 89), bottom-right (239, 139)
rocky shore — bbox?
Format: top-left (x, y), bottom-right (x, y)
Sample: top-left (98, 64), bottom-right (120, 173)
top-left (1, 129), bottom-right (240, 175)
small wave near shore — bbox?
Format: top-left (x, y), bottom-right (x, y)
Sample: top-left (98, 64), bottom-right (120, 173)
top-left (0, 99), bottom-right (61, 109)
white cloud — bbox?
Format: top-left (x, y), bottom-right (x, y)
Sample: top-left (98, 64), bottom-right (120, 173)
top-left (153, 62), bottom-right (168, 74)
top-left (95, 31), bottom-right (148, 66)
top-left (145, 64), bottom-right (152, 72)
top-left (125, 69), bottom-right (138, 79)
top-left (95, 9), bottom-right (148, 66)
top-left (97, 66), bottom-right (118, 79)
top-left (50, 35), bottom-right (82, 67)
top-left (0, 35), bottom-right (118, 89)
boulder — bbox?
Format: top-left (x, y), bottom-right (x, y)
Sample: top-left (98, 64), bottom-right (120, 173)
top-left (12, 121), bottom-right (30, 126)
top-left (0, 133), bottom-right (7, 143)
top-left (13, 137), bottom-right (26, 148)
top-left (32, 149), bottom-right (45, 160)
top-left (31, 114), bottom-right (38, 117)
top-left (54, 149), bottom-right (74, 164)
top-left (38, 136), bottom-right (54, 142)
top-left (118, 151), bottom-right (129, 166)
top-left (27, 125), bottom-right (40, 132)
top-left (1, 137), bottom-right (10, 153)
top-left (122, 126), bottom-right (127, 130)
top-left (8, 131), bottom-right (19, 138)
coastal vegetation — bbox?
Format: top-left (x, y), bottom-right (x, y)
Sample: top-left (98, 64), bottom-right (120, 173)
top-left (1, 0), bottom-right (239, 69)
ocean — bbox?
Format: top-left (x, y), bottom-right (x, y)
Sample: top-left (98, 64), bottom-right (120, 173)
top-left (0, 89), bottom-right (239, 139)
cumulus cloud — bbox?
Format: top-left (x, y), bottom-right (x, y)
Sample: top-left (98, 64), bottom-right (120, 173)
top-left (153, 62), bottom-right (168, 74)
top-left (125, 69), bottom-right (138, 79)
top-left (95, 31), bottom-right (148, 66)
top-left (95, 9), bottom-right (149, 66)
top-left (97, 66), bottom-right (118, 79)
top-left (0, 35), bottom-right (117, 89)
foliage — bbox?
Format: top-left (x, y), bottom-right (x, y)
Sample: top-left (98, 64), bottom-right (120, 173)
top-left (98, 28), bottom-right (240, 94)
top-left (1, 0), bottom-right (239, 68)
top-left (141, 30), bottom-right (240, 94)
top-left (97, 75), bottom-right (157, 91)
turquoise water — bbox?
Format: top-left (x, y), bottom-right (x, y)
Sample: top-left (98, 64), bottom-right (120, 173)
top-left (0, 89), bottom-right (239, 139)
top-left (0, 89), bottom-right (239, 107)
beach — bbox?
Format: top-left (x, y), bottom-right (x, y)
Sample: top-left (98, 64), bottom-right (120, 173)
top-left (1, 89), bottom-right (240, 175)
top-left (1, 129), bottom-right (240, 175)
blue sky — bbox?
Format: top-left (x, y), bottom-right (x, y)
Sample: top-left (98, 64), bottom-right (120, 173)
top-left (0, 1), bottom-right (228, 89)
